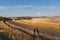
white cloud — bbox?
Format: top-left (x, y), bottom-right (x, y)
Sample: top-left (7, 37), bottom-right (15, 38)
top-left (36, 6), bottom-right (56, 10)
top-left (20, 5), bottom-right (32, 7)
top-left (0, 5), bottom-right (56, 11)
top-left (48, 6), bottom-right (56, 10)
top-left (16, 8), bottom-right (24, 10)
top-left (0, 6), bottom-right (8, 10)
top-left (0, 5), bottom-right (33, 10)
top-left (37, 13), bottom-right (41, 15)
top-left (7, 5), bottom-right (33, 9)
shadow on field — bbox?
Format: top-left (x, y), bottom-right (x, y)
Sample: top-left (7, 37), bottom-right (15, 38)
top-left (0, 32), bottom-right (12, 40)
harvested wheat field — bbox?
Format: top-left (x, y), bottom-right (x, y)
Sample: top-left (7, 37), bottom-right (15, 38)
top-left (0, 20), bottom-right (58, 40)
top-left (13, 17), bottom-right (60, 31)
top-left (0, 21), bottom-right (33, 40)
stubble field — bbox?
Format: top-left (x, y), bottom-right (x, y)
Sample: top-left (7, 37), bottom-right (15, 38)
top-left (13, 17), bottom-right (60, 31)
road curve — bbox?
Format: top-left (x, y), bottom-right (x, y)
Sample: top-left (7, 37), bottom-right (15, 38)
top-left (6, 20), bottom-right (60, 38)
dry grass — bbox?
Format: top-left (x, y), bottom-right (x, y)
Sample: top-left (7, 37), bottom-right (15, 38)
top-left (4, 20), bottom-right (59, 40)
top-left (0, 20), bottom-right (60, 40)
top-left (13, 18), bottom-right (60, 31)
top-left (0, 22), bottom-right (31, 40)
top-left (2, 21), bottom-right (33, 40)
top-left (0, 21), bottom-right (5, 32)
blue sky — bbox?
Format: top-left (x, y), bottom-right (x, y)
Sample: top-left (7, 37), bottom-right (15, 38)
top-left (0, 0), bottom-right (60, 17)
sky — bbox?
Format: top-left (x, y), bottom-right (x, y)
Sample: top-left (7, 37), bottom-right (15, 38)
top-left (0, 0), bottom-right (60, 17)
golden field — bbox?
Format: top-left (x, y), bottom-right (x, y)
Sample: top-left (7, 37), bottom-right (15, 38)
top-left (13, 17), bottom-right (60, 31)
top-left (0, 21), bottom-right (57, 40)
top-left (0, 21), bottom-right (33, 40)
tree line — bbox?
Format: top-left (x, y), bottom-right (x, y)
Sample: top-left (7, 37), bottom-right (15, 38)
top-left (0, 16), bottom-right (12, 21)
